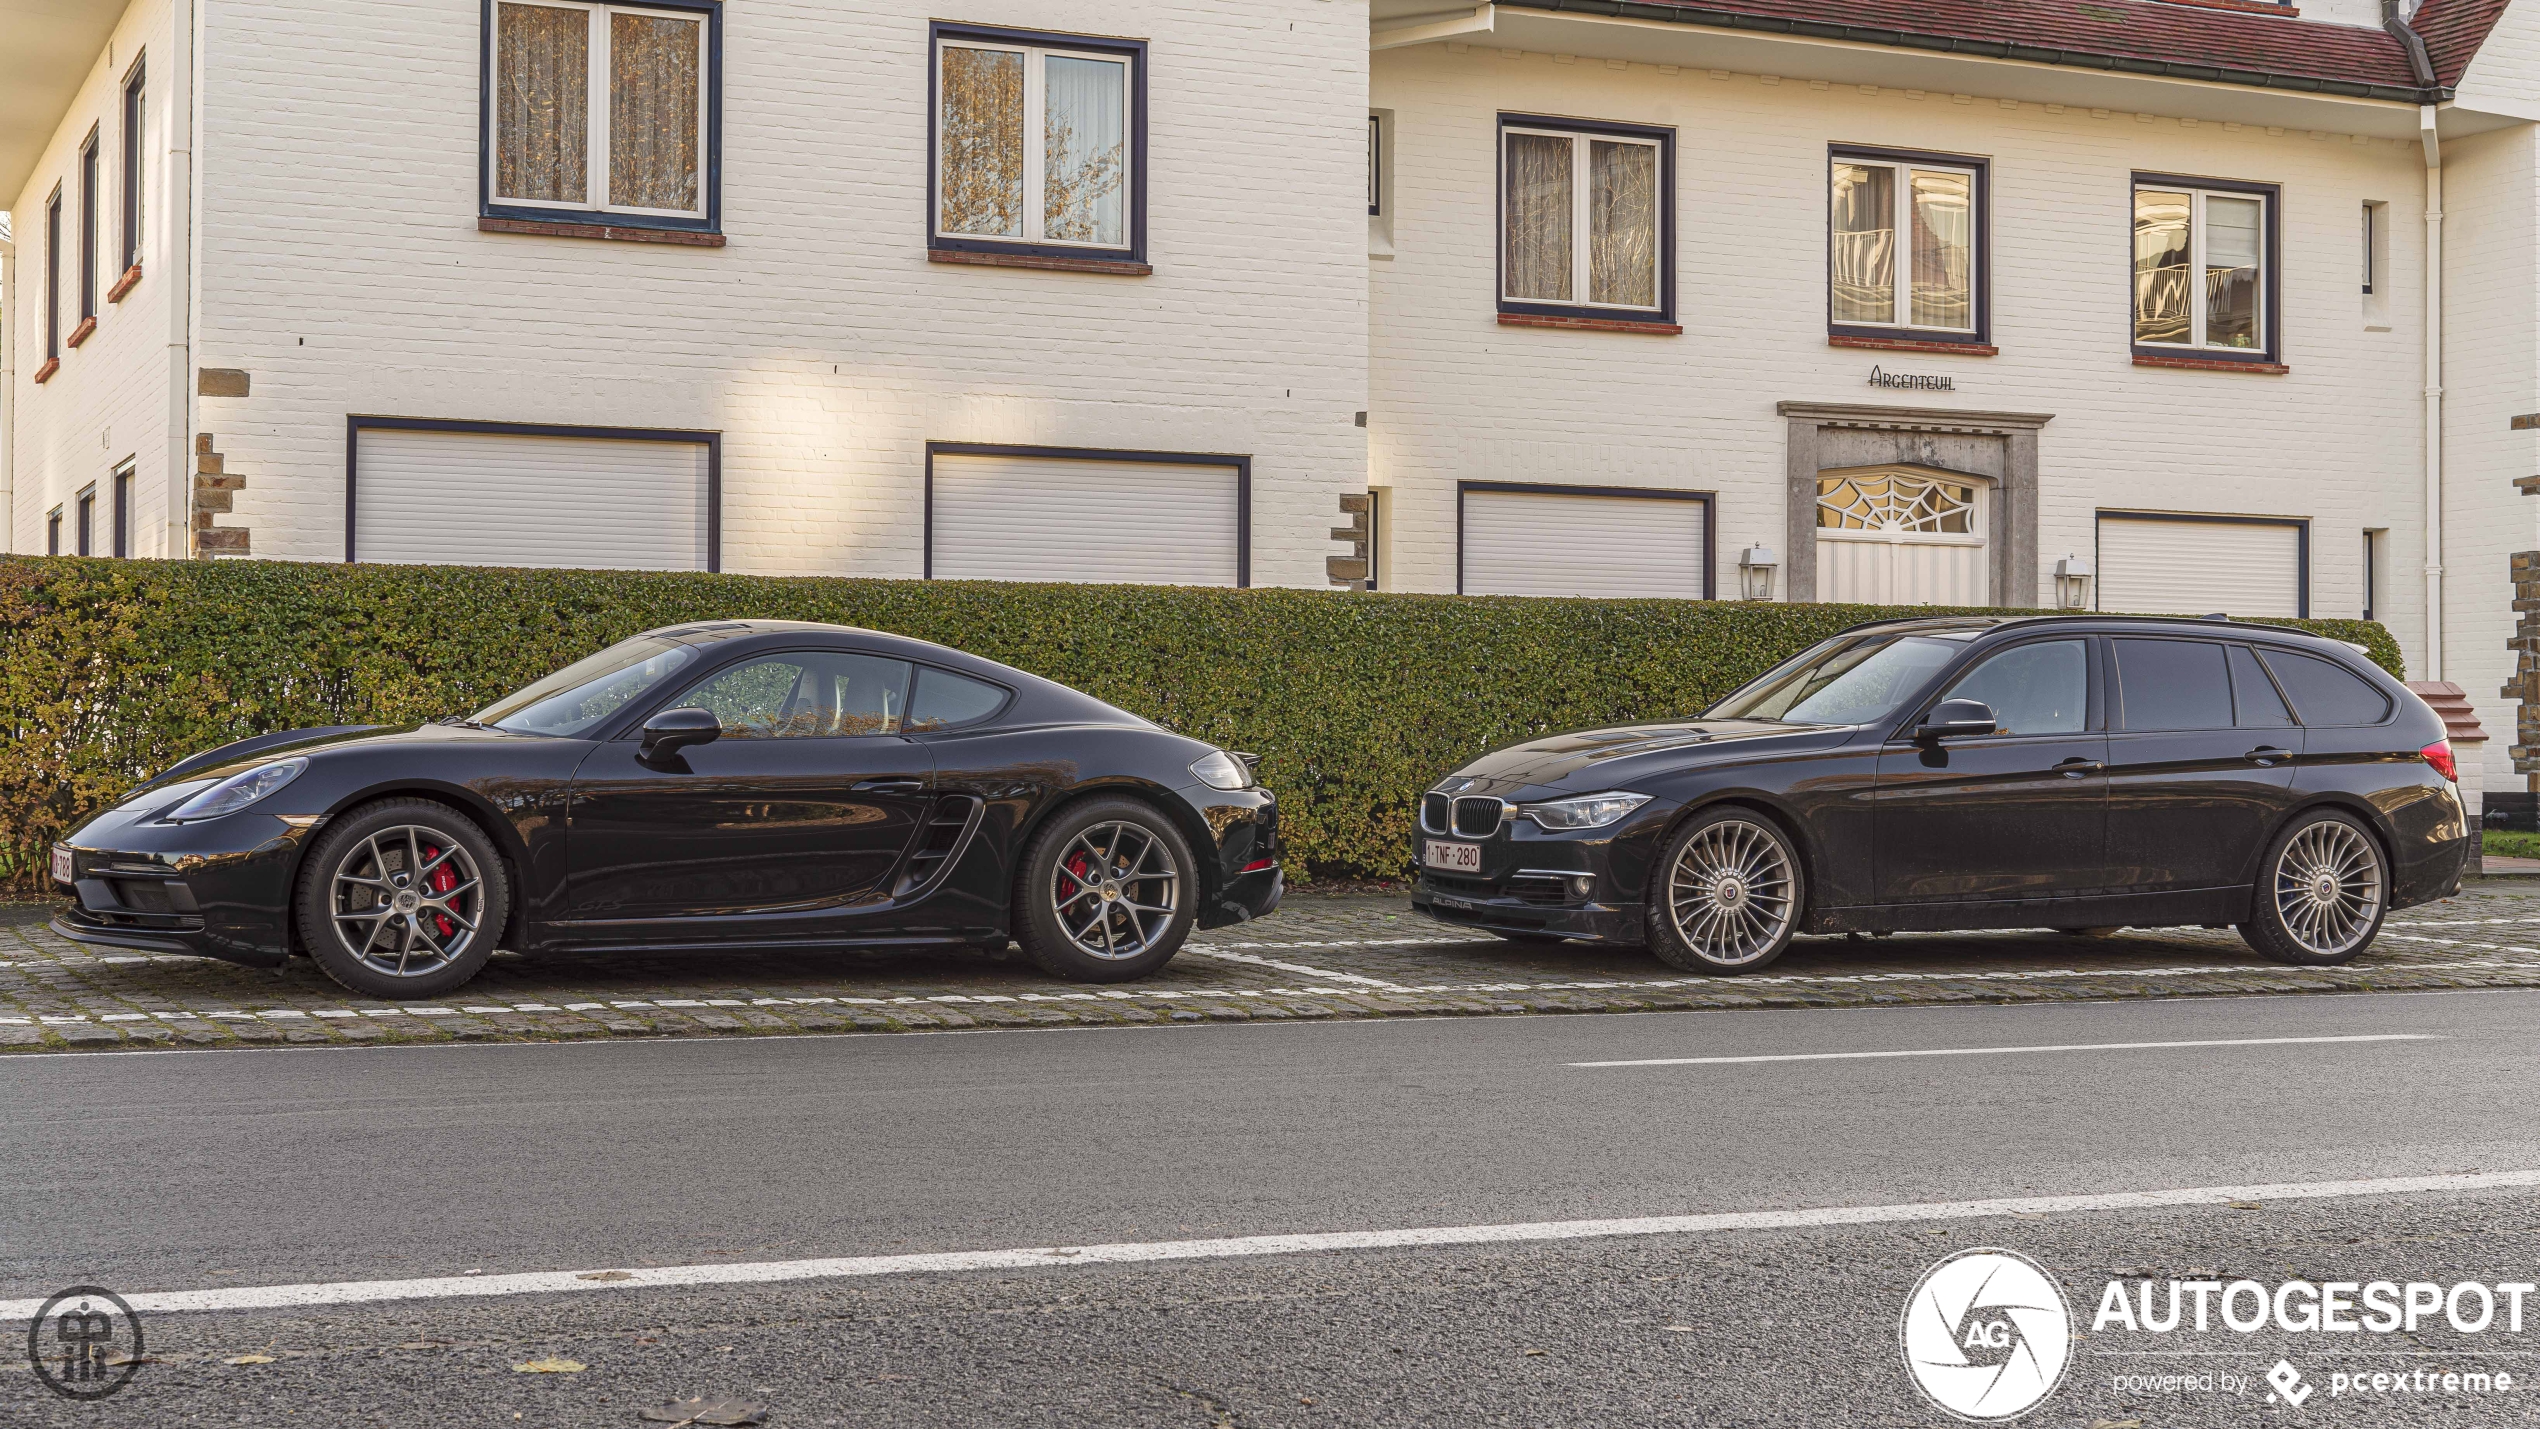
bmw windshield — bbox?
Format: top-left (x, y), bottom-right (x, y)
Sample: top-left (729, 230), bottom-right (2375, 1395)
top-left (1706, 631), bottom-right (1977, 727)
top-left (471, 635), bottom-right (700, 737)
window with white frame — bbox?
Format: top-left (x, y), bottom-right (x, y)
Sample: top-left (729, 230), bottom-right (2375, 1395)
top-left (2133, 179), bottom-right (2275, 355)
top-left (933, 25), bottom-right (1141, 257)
top-left (1499, 115), bottom-right (1669, 320)
top-left (1829, 150), bottom-right (1982, 338)
top-left (484, 0), bottom-right (717, 229)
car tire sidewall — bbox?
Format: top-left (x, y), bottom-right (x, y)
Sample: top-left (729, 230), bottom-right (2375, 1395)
top-left (1013, 797), bottom-right (1199, 982)
top-left (296, 800), bottom-right (511, 999)
top-left (1644, 807), bottom-right (1806, 974)
top-left (2240, 809), bottom-right (2388, 967)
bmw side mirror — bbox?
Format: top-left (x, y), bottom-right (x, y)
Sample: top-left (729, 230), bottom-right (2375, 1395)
top-left (1915, 699), bottom-right (1998, 742)
top-left (640, 707), bottom-right (722, 762)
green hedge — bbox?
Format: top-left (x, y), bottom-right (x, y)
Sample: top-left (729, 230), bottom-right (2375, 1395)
top-left (0, 557), bottom-right (2404, 892)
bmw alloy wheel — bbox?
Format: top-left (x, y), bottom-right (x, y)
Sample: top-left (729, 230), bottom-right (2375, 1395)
top-left (2270, 817), bottom-right (2383, 959)
top-left (327, 825), bottom-right (487, 978)
top-left (1050, 820), bottom-right (1182, 962)
top-left (1665, 816), bottom-right (1797, 967)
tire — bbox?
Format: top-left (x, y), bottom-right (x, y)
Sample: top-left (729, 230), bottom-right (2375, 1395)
top-left (295, 798), bottom-right (511, 999)
top-left (1013, 797), bottom-right (1199, 982)
top-left (2238, 810), bottom-right (2388, 966)
top-left (1645, 807), bottom-right (1806, 973)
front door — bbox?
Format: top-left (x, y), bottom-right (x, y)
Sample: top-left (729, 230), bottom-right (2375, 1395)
top-left (2103, 637), bottom-right (2304, 894)
top-left (1814, 468), bottom-right (1991, 607)
top-left (1874, 637), bottom-right (2107, 902)
top-left (563, 650), bottom-right (937, 933)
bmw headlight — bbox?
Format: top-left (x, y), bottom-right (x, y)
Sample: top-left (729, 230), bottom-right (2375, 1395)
top-left (167, 758), bottom-right (308, 822)
top-left (1518, 791), bottom-right (1652, 830)
top-left (1189, 750), bottom-right (1255, 791)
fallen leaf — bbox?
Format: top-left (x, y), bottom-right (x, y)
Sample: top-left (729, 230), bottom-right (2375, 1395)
top-left (640, 1396), bottom-right (770, 1426)
top-left (513, 1357), bottom-right (586, 1374)
top-left (104, 1354), bottom-right (158, 1366)
top-left (1298, 1396), bottom-right (1318, 1406)
top-left (577, 1270), bottom-right (635, 1282)
top-left (1664, 1326), bottom-right (1697, 1333)
top-left (225, 1354), bottom-right (277, 1366)
top-left (2092, 1419), bottom-right (2145, 1429)
top-left (1522, 1348), bottom-right (1547, 1356)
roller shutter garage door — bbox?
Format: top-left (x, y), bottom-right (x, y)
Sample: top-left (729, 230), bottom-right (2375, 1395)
top-left (352, 426), bottom-right (712, 570)
top-left (929, 451), bottom-right (1242, 586)
top-left (2096, 513), bottom-right (2304, 617)
top-left (1461, 487), bottom-right (1708, 599)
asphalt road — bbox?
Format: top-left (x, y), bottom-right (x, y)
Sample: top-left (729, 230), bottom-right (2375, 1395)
top-left (8, 989), bottom-right (2540, 1425)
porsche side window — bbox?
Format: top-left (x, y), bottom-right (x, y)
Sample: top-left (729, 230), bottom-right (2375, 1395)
top-left (906, 667), bottom-right (1010, 731)
top-left (1936, 640), bottom-right (2086, 736)
top-left (678, 653), bottom-right (917, 738)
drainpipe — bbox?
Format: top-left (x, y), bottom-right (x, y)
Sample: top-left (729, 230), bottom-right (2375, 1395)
top-left (2, 225), bottom-right (15, 552)
top-left (2419, 102), bottom-right (2443, 680)
top-left (165, 0), bottom-right (196, 559)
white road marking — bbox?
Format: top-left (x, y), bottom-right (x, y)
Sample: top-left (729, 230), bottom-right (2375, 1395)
top-left (1570, 1033), bottom-right (2443, 1068)
top-left (6, 1168), bottom-right (2536, 1323)
top-left (1184, 947), bottom-right (1403, 988)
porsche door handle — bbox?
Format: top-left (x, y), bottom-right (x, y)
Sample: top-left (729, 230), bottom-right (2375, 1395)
top-left (851, 778), bottom-right (927, 794)
top-left (2054, 758), bottom-right (2104, 777)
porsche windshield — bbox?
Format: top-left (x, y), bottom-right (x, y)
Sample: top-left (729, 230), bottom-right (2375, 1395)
top-left (472, 636), bottom-right (700, 737)
top-left (1707, 631), bottom-right (1975, 726)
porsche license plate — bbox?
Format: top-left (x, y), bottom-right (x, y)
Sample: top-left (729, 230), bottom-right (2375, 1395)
top-left (51, 845), bottom-right (74, 885)
top-left (1423, 840), bottom-right (1483, 873)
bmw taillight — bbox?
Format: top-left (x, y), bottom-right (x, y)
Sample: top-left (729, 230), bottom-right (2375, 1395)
top-left (2422, 738), bottom-right (2458, 782)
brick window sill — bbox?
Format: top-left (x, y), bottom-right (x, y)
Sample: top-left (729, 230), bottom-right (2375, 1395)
top-left (478, 216), bottom-right (727, 247)
top-left (32, 357), bottom-right (59, 384)
top-left (107, 263), bottom-right (142, 303)
top-left (928, 247), bottom-right (1152, 276)
top-left (2133, 352), bottom-right (2289, 375)
top-left (2152, 0), bottom-right (2298, 15)
top-left (65, 316), bottom-right (97, 349)
top-left (1830, 334), bottom-right (1998, 357)
top-left (1498, 312), bottom-right (1682, 336)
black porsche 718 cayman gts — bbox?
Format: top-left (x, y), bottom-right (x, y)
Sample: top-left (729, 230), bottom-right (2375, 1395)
top-left (50, 621), bottom-right (1281, 996)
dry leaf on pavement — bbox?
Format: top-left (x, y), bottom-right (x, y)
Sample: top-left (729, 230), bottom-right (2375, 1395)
top-left (514, 1357), bottom-right (587, 1373)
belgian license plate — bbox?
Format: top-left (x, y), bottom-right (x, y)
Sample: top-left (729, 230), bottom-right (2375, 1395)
top-left (1424, 840), bottom-right (1483, 873)
top-left (51, 846), bottom-right (74, 885)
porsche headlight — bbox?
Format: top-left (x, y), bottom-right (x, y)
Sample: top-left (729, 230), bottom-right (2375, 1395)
top-left (1518, 791), bottom-right (1652, 830)
top-left (1189, 750), bottom-right (1255, 791)
top-left (167, 758), bottom-right (308, 822)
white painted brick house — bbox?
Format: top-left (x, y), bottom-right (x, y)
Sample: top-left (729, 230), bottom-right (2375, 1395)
top-left (4, 0), bottom-right (2538, 787)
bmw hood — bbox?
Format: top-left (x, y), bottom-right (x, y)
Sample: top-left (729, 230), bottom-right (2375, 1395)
top-left (1439, 719), bottom-right (1854, 797)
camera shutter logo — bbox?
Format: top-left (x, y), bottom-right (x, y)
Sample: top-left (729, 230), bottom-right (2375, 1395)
top-left (1900, 1249), bottom-right (2072, 1421)
top-left (27, 1285), bottom-right (145, 1400)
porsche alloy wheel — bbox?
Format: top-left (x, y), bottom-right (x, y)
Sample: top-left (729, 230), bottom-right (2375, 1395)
top-left (1015, 798), bottom-right (1198, 981)
top-left (297, 799), bottom-right (510, 998)
top-left (1648, 809), bottom-right (1804, 973)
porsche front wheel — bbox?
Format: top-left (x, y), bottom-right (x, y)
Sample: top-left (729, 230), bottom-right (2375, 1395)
top-left (296, 799), bottom-right (510, 998)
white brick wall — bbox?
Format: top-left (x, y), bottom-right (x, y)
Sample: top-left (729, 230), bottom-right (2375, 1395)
top-left (6, 0), bottom-right (178, 559)
top-left (1373, 45), bottom-right (2431, 660)
top-left (186, 0), bottom-right (1369, 585)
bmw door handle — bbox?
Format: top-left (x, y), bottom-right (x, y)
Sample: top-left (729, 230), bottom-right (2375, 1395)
top-left (2244, 746), bottom-right (2292, 765)
top-left (2054, 758), bottom-right (2103, 778)
top-left (851, 778), bottom-right (927, 794)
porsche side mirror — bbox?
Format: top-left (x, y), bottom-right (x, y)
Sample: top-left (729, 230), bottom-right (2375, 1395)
top-left (640, 707), bottom-right (722, 762)
top-left (1915, 699), bottom-right (1998, 741)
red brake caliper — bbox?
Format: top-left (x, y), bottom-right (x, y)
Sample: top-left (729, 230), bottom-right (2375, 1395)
top-left (424, 847), bottom-right (459, 938)
top-left (1061, 853), bottom-right (1094, 918)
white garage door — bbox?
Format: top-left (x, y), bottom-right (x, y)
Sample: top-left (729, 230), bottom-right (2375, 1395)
top-left (354, 427), bottom-right (712, 570)
top-left (930, 452), bottom-right (1242, 586)
top-left (2096, 514), bottom-right (2303, 617)
top-left (1462, 488), bottom-right (1707, 599)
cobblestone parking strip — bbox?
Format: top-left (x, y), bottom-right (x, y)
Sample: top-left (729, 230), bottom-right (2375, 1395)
top-left (7, 884), bottom-right (2540, 1053)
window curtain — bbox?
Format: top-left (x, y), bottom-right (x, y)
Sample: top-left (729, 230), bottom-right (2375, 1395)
top-left (1908, 169), bottom-right (1971, 330)
top-left (2132, 190), bottom-right (2192, 345)
top-left (495, 2), bottom-right (588, 204)
top-left (940, 46), bottom-right (1024, 237)
top-left (1043, 54), bottom-right (1126, 245)
top-left (2203, 195), bottom-right (2262, 349)
top-left (1505, 133), bottom-right (1573, 302)
top-left (1828, 163), bottom-right (1894, 324)
top-left (610, 10), bottom-right (700, 211)
top-left (1587, 140), bottom-right (1656, 308)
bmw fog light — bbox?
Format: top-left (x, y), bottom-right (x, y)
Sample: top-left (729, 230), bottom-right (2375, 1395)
top-left (1518, 791), bottom-right (1652, 830)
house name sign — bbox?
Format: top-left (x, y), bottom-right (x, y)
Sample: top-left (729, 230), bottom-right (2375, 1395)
top-left (1867, 366), bottom-right (1955, 392)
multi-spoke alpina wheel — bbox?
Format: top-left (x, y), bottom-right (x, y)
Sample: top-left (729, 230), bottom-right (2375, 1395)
top-left (1647, 808), bottom-right (1805, 973)
top-left (1015, 798), bottom-right (1198, 981)
top-left (2240, 810), bottom-right (2387, 966)
top-left (296, 799), bottom-right (509, 998)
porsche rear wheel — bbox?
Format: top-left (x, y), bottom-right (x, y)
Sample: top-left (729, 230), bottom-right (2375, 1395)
top-left (297, 799), bottom-right (510, 999)
top-left (1013, 797), bottom-right (1197, 981)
